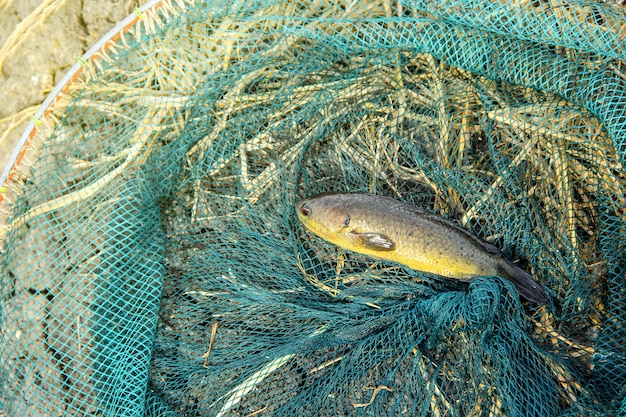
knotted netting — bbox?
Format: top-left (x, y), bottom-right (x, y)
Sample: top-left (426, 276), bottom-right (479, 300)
top-left (0, 0), bottom-right (625, 416)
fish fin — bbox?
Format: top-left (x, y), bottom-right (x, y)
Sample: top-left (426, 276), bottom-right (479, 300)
top-left (497, 261), bottom-right (550, 304)
top-left (381, 195), bottom-right (502, 255)
top-left (352, 232), bottom-right (395, 251)
top-left (419, 212), bottom-right (502, 255)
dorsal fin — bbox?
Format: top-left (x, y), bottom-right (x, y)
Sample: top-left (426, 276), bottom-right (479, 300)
top-left (418, 209), bottom-right (502, 255)
top-left (369, 194), bottom-right (502, 255)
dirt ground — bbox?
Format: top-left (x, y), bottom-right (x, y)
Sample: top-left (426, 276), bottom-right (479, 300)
top-left (0, 0), bottom-right (142, 411)
top-left (0, 0), bottom-right (142, 181)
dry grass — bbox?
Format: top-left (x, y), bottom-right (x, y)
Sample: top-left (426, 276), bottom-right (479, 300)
top-left (1, 0), bottom-right (625, 415)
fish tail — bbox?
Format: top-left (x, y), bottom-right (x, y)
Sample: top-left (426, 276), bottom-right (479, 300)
top-left (497, 261), bottom-right (550, 304)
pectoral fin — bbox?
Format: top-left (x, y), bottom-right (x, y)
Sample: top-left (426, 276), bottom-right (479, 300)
top-left (352, 232), bottom-right (395, 251)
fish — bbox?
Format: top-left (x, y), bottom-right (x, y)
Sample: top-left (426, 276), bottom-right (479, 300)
top-left (296, 192), bottom-right (549, 304)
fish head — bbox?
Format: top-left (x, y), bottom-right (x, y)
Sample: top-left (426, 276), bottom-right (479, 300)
top-left (296, 194), bottom-right (351, 241)
top-left (297, 193), bottom-right (396, 254)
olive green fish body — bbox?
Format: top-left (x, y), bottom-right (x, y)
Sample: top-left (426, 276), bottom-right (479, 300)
top-left (297, 193), bottom-right (549, 304)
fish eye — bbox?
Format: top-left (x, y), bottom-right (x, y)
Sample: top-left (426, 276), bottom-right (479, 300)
top-left (343, 217), bottom-right (350, 227)
top-left (300, 203), bottom-right (311, 216)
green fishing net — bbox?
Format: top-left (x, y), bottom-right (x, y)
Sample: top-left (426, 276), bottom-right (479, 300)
top-left (1, 0), bottom-right (625, 416)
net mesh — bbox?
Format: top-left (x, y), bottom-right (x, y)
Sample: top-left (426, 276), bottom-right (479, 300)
top-left (1, 0), bottom-right (625, 416)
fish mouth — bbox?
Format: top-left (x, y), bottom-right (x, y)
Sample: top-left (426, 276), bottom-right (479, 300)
top-left (296, 199), bottom-right (312, 218)
top-left (295, 200), bottom-right (311, 225)
top-left (296, 200), bottom-right (326, 238)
